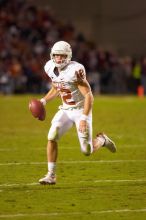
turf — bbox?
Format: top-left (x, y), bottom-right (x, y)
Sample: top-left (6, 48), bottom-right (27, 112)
top-left (0, 95), bottom-right (146, 220)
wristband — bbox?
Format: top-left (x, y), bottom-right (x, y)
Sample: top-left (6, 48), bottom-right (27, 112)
top-left (40, 98), bottom-right (46, 106)
top-left (80, 114), bottom-right (89, 121)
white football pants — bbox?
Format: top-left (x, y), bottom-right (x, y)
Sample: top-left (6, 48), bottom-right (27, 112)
top-left (48, 108), bottom-right (93, 154)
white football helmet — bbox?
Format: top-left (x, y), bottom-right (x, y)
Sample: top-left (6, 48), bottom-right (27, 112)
top-left (50, 41), bottom-right (72, 68)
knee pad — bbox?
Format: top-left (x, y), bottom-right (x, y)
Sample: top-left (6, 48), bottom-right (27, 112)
top-left (48, 126), bottom-right (59, 141)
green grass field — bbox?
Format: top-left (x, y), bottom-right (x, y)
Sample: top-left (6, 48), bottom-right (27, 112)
top-left (0, 95), bottom-right (146, 220)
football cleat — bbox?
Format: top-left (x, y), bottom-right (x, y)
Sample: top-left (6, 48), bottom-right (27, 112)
top-left (97, 133), bottom-right (117, 153)
top-left (39, 172), bottom-right (56, 185)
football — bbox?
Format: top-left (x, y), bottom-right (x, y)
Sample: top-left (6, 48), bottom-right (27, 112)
top-left (29, 99), bottom-right (46, 121)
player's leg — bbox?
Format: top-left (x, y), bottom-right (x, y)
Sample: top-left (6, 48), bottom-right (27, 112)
top-left (39, 110), bottom-right (73, 184)
top-left (39, 140), bottom-right (58, 185)
top-left (74, 110), bottom-right (94, 156)
top-left (94, 133), bottom-right (117, 153)
top-left (77, 129), bottom-right (117, 154)
top-left (74, 109), bottom-right (116, 155)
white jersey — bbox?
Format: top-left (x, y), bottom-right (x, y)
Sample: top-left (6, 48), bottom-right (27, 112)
top-left (44, 60), bottom-right (87, 110)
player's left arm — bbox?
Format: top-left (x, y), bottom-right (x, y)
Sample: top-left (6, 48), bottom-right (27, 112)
top-left (77, 79), bottom-right (94, 133)
top-left (78, 79), bottom-right (94, 116)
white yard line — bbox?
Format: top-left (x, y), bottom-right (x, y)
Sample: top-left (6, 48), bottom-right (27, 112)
top-left (0, 208), bottom-right (146, 218)
top-left (0, 144), bottom-right (144, 151)
top-left (0, 162), bottom-right (45, 166)
top-left (0, 182), bottom-right (38, 187)
top-left (0, 159), bottom-right (146, 166)
top-left (0, 179), bottom-right (146, 188)
top-left (59, 160), bottom-right (146, 163)
top-left (80, 179), bottom-right (146, 183)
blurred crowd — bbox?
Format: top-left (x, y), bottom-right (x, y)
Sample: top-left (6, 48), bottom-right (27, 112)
top-left (0, 0), bottom-right (146, 95)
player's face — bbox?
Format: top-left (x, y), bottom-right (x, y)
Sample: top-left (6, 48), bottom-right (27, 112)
top-left (53, 54), bottom-right (67, 66)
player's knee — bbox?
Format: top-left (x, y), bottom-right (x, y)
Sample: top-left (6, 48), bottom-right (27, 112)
top-left (48, 127), bottom-right (59, 141)
top-left (81, 144), bottom-right (92, 156)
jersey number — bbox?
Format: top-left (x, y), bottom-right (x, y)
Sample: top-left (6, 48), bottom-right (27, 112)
top-left (60, 88), bottom-right (75, 105)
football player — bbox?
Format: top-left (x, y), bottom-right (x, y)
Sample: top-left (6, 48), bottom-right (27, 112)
top-left (39, 41), bottom-right (117, 184)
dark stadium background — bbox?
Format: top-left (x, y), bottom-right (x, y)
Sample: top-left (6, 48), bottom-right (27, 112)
top-left (35, 0), bottom-right (146, 55)
top-left (1, 0), bottom-right (146, 95)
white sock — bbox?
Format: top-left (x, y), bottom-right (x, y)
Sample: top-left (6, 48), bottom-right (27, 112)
top-left (48, 162), bottom-right (56, 174)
